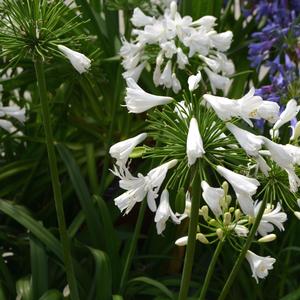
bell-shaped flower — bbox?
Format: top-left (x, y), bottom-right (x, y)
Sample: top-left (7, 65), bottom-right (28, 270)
top-left (201, 181), bottom-right (223, 217)
top-left (171, 73), bottom-right (181, 94)
top-left (273, 99), bottom-right (300, 130)
top-left (122, 62), bottom-right (146, 82)
top-left (58, 45), bottom-right (91, 74)
top-left (186, 117), bottom-right (205, 166)
top-left (203, 94), bottom-right (239, 122)
top-left (188, 72), bottom-right (202, 91)
top-left (254, 202), bottom-right (287, 236)
top-left (204, 67), bottom-right (230, 93)
top-left (216, 166), bottom-right (260, 215)
top-left (109, 133), bottom-right (147, 166)
top-left (257, 101), bottom-right (279, 124)
top-left (131, 8), bottom-right (154, 27)
top-left (183, 29), bottom-right (211, 57)
top-left (226, 123), bottom-right (264, 157)
top-left (291, 121), bottom-right (300, 141)
top-left (125, 78), bottom-right (173, 113)
top-left (160, 60), bottom-right (173, 88)
top-left (210, 31), bottom-right (233, 52)
top-left (154, 189), bottom-right (181, 234)
top-left (177, 47), bottom-right (189, 69)
top-left (246, 250), bottom-right (276, 283)
top-left (113, 159), bottom-right (177, 214)
top-left (229, 224), bottom-right (249, 237)
top-left (192, 16), bottom-right (216, 30)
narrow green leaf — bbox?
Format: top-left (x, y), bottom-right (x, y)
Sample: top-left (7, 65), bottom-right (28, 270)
top-left (128, 277), bottom-right (174, 299)
top-left (30, 235), bottom-right (48, 299)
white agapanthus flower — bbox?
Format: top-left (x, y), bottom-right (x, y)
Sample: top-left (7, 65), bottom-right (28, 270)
top-left (113, 159), bottom-right (177, 214)
top-left (125, 78), bottom-right (173, 113)
top-left (229, 224), bottom-right (249, 237)
top-left (204, 67), bottom-right (230, 94)
top-left (263, 137), bottom-right (300, 192)
top-left (58, 45), bottom-right (91, 74)
top-left (246, 250), bottom-right (276, 283)
top-left (131, 7), bottom-right (155, 27)
top-left (290, 120), bottom-right (300, 141)
top-left (186, 117), bottom-right (205, 166)
top-left (273, 99), bottom-right (300, 131)
top-left (201, 181), bottom-right (224, 217)
top-left (109, 133), bottom-right (147, 166)
top-left (154, 189), bottom-right (181, 234)
top-left (216, 166), bottom-right (260, 215)
top-left (226, 123), bottom-right (264, 157)
top-left (254, 202), bottom-right (287, 236)
top-left (0, 104), bottom-right (26, 133)
top-left (203, 88), bottom-right (280, 126)
top-left (188, 72), bottom-right (202, 91)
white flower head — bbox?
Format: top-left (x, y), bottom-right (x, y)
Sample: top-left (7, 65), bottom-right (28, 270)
top-left (154, 189), bottom-right (181, 234)
top-left (186, 117), bottom-right (205, 166)
top-left (109, 133), bottom-right (147, 166)
top-left (255, 201), bottom-right (287, 236)
top-left (125, 78), bottom-right (173, 113)
top-left (273, 99), bottom-right (300, 130)
top-left (226, 123), bottom-right (264, 157)
top-left (201, 181), bottom-right (224, 217)
top-left (58, 45), bottom-right (91, 74)
top-left (188, 71), bottom-right (202, 91)
top-left (246, 250), bottom-right (276, 283)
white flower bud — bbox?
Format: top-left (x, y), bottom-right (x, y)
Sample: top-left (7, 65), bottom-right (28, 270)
top-left (196, 233), bottom-right (209, 244)
top-left (258, 234), bottom-right (277, 243)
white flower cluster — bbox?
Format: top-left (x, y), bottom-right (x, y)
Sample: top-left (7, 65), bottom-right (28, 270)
top-left (121, 1), bottom-right (234, 93)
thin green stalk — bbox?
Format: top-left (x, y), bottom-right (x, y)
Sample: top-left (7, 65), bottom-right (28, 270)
top-left (119, 199), bottom-right (147, 292)
top-left (199, 240), bottom-right (224, 300)
top-left (86, 143), bottom-right (99, 194)
top-left (178, 164), bottom-right (201, 300)
top-left (218, 194), bottom-right (269, 300)
top-left (99, 66), bottom-right (122, 195)
top-left (34, 58), bottom-right (80, 300)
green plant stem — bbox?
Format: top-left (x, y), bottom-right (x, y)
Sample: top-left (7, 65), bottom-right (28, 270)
top-left (34, 58), bottom-right (80, 300)
top-left (119, 199), bottom-right (147, 292)
top-left (199, 240), bottom-right (224, 300)
top-left (218, 196), bottom-right (268, 300)
top-left (86, 143), bottom-right (99, 194)
top-left (178, 165), bottom-right (201, 300)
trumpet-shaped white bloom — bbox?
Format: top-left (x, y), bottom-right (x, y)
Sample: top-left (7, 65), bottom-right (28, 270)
top-left (0, 105), bottom-right (26, 123)
top-left (154, 189), bottom-right (181, 234)
top-left (257, 101), bottom-right (280, 123)
top-left (254, 202), bottom-right (287, 236)
top-left (291, 121), bottom-right (300, 141)
top-left (188, 72), bottom-right (202, 91)
top-left (58, 45), bottom-right (91, 74)
top-left (171, 73), bottom-right (181, 94)
top-left (226, 123), bottom-right (264, 157)
top-left (131, 8), bottom-right (154, 27)
top-left (201, 181), bottom-right (224, 217)
top-left (204, 67), bottom-right (230, 93)
top-left (186, 118), bottom-right (205, 166)
top-left (122, 62), bottom-right (146, 82)
top-left (160, 60), bottom-right (173, 88)
top-left (210, 31), bottom-right (233, 52)
top-left (176, 48), bottom-right (189, 69)
top-left (246, 250), bottom-right (276, 283)
top-left (125, 78), bottom-right (173, 113)
top-left (113, 159), bottom-right (177, 214)
top-left (229, 224), bottom-right (249, 237)
top-left (273, 99), bottom-right (300, 130)
top-left (109, 133), bottom-right (147, 166)
top-left (203, 94), bottom-right (238, 121)
top-left (217, 166), bottom-right (260, 215)
top-left (263, 137), bottom-right (300, 192)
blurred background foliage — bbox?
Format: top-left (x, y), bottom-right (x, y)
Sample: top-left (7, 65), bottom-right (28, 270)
top-left (0, 0), bottom-right (299, 299)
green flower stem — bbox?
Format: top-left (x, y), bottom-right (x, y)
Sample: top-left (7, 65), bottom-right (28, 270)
top-left (119, 199), bottom-right (147, 292)
top-left (34, 58), bottom-right (80, 300)
top-left (178, 164), bottom-right (201, 300)
top-left (199, 240), bottom-right (224, 300)
top-left (218, 195), bottom-right (269, 300)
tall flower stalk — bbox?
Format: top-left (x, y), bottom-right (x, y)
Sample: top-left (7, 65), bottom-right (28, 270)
top-left (34, 57), bottom-right (80, 300)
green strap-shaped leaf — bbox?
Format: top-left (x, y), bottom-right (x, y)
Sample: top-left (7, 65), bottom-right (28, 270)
top-left (128, 277), bottom-right (174, 300)
top-left (39, 290), bottom-right (63, 300)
